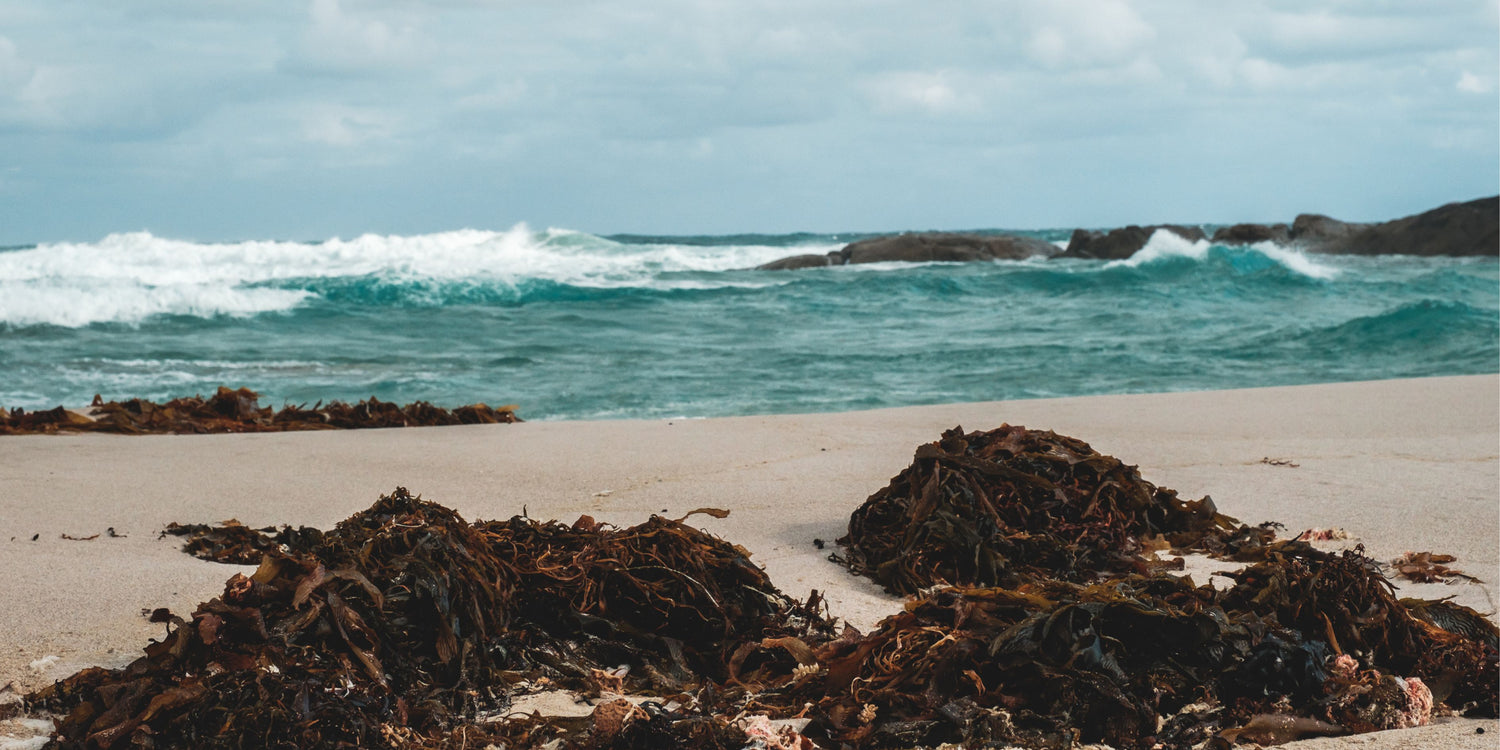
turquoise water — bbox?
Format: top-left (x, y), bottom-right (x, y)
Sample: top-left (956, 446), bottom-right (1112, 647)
top-left (1, 227), bottom-right (1496, 420)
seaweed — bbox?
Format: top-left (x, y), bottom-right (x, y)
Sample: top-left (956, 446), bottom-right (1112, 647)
top-left (30, 489), bottom-right (832, 749)
top-left (162, 521), bottom-right (324, 565)
top-left (0, 388), bottom-right (520, 435)
top-left (837, 425), bottom-right (1264, 595)
top-left (22, 424), bottom-right (1500, 750)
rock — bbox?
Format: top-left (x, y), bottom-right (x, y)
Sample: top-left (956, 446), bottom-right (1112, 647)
top-left (1212, 223), bottom-right (1290, 244)
top-left (841, 233), bottom-right (1058, 264)
top-left (1290, 214), bottom-right (1366, 244)
top-left (1306, 196), bottom-right (1499, 256)
top-left (1060, 225), bottom-right (1206, 260)
top-left (756, 253), bottom-right (839, 271)
top-left (753, 233), bottom-right (1058, 270)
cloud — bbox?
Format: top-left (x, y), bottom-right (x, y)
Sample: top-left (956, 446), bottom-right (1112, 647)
top-left (0, 36), bottom-right (33, 94)
top-left (1457, 70), bottom-right (1491, 94)
top-left (290, 0), bottom-right (427, 74)
top-left (299, 103), bottom-right (397, 148)
top-left (1023, 0), bottom-right (1157, 69)
top-left (861, 71), bottom-right (980, 116)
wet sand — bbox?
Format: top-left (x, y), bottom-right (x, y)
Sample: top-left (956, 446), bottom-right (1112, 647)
top-left (1, 375), bottom-right (1496, 747)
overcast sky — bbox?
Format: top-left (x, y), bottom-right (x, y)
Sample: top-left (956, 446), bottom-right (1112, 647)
top-left (1, 0), bottom-right (1496, 242)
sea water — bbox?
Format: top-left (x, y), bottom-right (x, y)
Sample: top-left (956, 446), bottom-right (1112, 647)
top-left (1, 226), bottom-right (1496, 421)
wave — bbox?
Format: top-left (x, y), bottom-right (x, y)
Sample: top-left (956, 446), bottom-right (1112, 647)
top-left (0, 226), bottom-right (830, 327)
top-left (1105, 230), bottom-right (1339, 280)
top-left (1298, 300), bottom-right (1499, 350)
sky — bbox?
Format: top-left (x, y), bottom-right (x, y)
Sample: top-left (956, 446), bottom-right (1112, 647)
top-left (0, 0), bottom-right (1496, 242)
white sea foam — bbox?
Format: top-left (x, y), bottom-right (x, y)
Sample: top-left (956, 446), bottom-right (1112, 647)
top-left (1106, 229), bottom-right (1211, 267)
top-left (1106, 229), bottom-right (1338, 280)
top-left (0, 226), bottom-right (824, 327)
top-left (1248, 239), bottom-right (1340, 280)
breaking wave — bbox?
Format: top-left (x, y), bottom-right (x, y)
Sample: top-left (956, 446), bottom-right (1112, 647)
top-left (1106, 230), bottom-right (1339, 280)
top-left (0, 227), bottom-right (834, 327)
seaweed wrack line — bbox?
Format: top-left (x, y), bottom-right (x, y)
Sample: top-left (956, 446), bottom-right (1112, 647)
top-left (1, 387), bottom-right (521, 435)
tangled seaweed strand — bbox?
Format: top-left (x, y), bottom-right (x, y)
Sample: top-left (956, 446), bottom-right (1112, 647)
top-left (0, 387), bottom-right (519, 435)
top-left (838, 425), bottom-right (1264, 594)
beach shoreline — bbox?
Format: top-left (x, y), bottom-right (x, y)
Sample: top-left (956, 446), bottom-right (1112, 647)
top-left (2, 375), bottom-right (1496, 747)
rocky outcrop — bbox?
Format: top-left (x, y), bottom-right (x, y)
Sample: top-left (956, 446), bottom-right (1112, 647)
top-left (1304, 197), bottom-right (1498, 256)
top-left (1289, 213), bottom-right (1367, 245)
top-left (756, 252), bottom-right (842, 271)
top-left (1212, 223), bottom-right (1290, 244)
top-left (1059, 225), bottom-right (1206, 260)
top-left (755, 232), bottom-right (1059, 270)
top-left (752, 197), bottom-right (1497, 270)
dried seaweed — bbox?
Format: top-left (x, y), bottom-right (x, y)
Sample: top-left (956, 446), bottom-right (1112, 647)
top-left (0, 388), bottom-right (520, 435)
top-left (817, 424), bottom-right (1497, 748)
top-left (162, 521), bottom-right (324, 565)
top-left (30, 489), bottom-right (831, 749)
top-left (1389, 551), bottom-right (1480, 584)
top-left (837, 425), bottom-right (1264, 595)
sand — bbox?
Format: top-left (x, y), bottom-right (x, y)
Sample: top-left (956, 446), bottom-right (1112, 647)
top-left (1, 374), bottom-right (1496, 748)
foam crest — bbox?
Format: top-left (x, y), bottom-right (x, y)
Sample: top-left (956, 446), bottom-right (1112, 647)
top-left (0, 280), bottom-right (310, 328)
top-left (1247, 240), bottom-right (1340, 280)
top-left (1106, 229), bottom-right (1339, 280)
top-left (1106, 229), bottom-right (1210, 267)
top-left (0, 226), bottom-right (824, 326)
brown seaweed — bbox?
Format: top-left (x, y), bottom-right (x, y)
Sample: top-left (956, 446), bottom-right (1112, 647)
top-left (837, 425), bottom-right (1267, 595)
top-left (0, 387), bottom-right (520, 435)
top-left (1389, 550), bottom-right (1480, 584)
top-left (162, 521), bottom-right (324, 565)
top-left (22, 424), bottom-right (1500, 750)
top-left (30, 489), bottom-right (831, 749)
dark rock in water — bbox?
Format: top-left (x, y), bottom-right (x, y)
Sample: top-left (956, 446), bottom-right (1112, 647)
top-left (754, 232), bottom-right (1057, 270)
top-left (841, 232), bottom-right (1058, 264)
top-left (1060, 224), bottom-right (1207, 260)
top-left (755, 252), bottom-right (839, 271)
top-left (1290, 213), bottom-right (1367, 244)
top-left (1306, 196), bottom-right (1499, 256)
top-left (1213, 223), bottom-right (1290, 244)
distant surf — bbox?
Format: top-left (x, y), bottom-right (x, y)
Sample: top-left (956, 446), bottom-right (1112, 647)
top-left (2, 227), bottom-right (1495, 419)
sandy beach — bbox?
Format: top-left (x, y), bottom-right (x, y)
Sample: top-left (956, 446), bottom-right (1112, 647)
top-left (2, 374), bottom-right (1496, 748)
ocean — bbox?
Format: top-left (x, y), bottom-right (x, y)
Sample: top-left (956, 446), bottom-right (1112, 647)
top-left (1, 226), bottom-right (1496, 421)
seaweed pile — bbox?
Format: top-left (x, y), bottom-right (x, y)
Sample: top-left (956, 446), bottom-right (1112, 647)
top-left (815, 425), bottom-right (1497, 747)
top-left (21, 425), bottom-right (1500, 749)
top-left (30, 489), bottom-right (832, 749)
top-left (838, 425), bottom-right (1267, 594)
top-left (0, 387), bottom-right (519, 435)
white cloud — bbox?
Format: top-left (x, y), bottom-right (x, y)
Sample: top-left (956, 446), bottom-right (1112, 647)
top-left (862, 71), bottom-right (979, 116)
top-left (0, 36), bottom-right (34, 94)
top-left (1456, 70), bottom-right (1491, 94)
top-left (1022, 0), bottom-right (1157, 69)
top-left (295, 0), bottom-right (426, 72)
top-left (300, 104), bottom-right (396, 148)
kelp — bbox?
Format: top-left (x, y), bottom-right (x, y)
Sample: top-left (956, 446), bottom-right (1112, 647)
top-left (817, 424), bottom-right (1497, 747)
top-left (1388, 551), bottom-right (1480, 584)
top-left (162, 521), bottom-right (324, 565)
top-left (837, 425), bottom-right (1268, 595)
top-left (22, 425), bottom-right (1500, 750)
top-left (0, 387), bottom-right (519, 435)
top-left (30, 489), bottom-right (832, 749)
